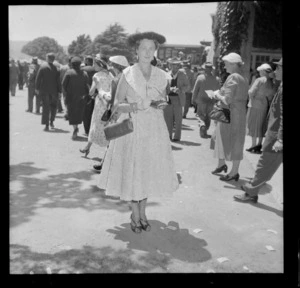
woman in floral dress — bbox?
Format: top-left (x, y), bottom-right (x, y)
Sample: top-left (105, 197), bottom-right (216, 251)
top-left (80, 55), bottom-right (114, 156)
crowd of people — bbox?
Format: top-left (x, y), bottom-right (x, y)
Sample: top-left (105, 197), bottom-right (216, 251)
top-left (9, 31), bottom-right (283, 233)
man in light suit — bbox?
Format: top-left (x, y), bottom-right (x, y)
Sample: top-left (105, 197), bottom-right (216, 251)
top-left (234, 58), bottom-right (283, 203)
top-left (163, 57), bottom-right (190, 141)
top-left (192, 62), bottom-right (220, 138)
top-left (182, 61), bottom-right (195, 119)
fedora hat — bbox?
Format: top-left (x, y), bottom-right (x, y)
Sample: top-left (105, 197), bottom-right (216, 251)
top-left (167, 57), bottom-right (182, 65)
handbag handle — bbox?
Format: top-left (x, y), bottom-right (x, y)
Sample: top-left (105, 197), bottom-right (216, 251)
top-left (104, 107), bottom-right (131, 127)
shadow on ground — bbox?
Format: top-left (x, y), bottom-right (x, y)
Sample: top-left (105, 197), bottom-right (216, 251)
top-left (171, 145), bottom-right (182, 151)
top-left (10, 243), bottom-right (172, 273)
top-left (184, 117), bottom-right (198, 121)
top-left (10, 162), bottom-right (159, 228)
top-left (181, 126), bottom-right (194, 131)
top-left (223, 180), bottom-right (283, 217)
top-left (48, 128), bottom-right (69, 134)
top-left (72, 136), bottom-right (88, 142)
top-left (107, 220), bottom-right (211, 264)
top-left (175, 140), bottom-right (201, 146)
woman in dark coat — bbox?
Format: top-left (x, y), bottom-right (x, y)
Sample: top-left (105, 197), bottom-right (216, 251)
top-left (62, 56), bottom-right (90, 140)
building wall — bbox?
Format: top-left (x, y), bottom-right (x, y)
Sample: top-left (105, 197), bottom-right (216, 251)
top-left (157, 44), bottom-right (205, 65)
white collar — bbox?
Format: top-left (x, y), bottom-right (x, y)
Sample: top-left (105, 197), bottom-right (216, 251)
top-left (123, 64), bottom-right (168, 102)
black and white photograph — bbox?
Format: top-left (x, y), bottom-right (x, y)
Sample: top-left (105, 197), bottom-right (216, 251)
top-left (9, 2), bottom-right (283, 276)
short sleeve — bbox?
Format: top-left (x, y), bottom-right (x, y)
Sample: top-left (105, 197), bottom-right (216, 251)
top-left (92, 74), bottom-right (99, 84)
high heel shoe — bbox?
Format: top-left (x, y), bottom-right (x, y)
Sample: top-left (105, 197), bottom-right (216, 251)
top-left (211, 164), bottom-right (228, 175)
top-left (79, 147), bottom-right (90, 157)
top-left (220, 173), bottom-right (240, 182)
top-left (140, 218), bottom-right (151, 232)
top-left (130, 214), bottom-right (142, 234)
top-left (252, 144), bottom-right (262, 154)
top-left (246, 146), bottom-right (256, 152)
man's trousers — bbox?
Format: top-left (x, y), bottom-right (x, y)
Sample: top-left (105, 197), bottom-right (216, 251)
top-left (244, 151), bottom-right (282, 196)
top-left (40, 92), bottom-right (58, 125)
top-left (163, 96), bottom-right (183, 140)
top-left (183, 92), bottom-right (192, 117)
top-left (28, 85), bottom-right (41, 112)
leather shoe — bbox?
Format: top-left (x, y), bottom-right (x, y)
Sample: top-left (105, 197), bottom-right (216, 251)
top-left (234, 193), bottom-right (258, 203)
top-left (44, 125), bottom-right (49, 131)
top-left (220, 173), bottom-right (239, 182)
top-left (172, 139), bottom-right (180, 142)
top-left (93, 164), bottom-right (102, 172)
top-left (211, 164), bottom-right (228, 174)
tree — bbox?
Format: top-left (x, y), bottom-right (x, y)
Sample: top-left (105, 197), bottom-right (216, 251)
top-left (21, 36), bottom-right (68, 64)
top-left (68, 34), bottom-right (92, 56)
top-left (213, 2), bottom-right (250, 83)
top-left (89, 23), bottom-right (134, 62)
top-left (212, 1), bottom-right (282, 82)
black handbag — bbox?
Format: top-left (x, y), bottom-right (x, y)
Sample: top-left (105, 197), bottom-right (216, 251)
top-left (104, 113), bottom-right (134, 141)
top-left (101, 104), bottom-right (112, 121)
top-left (209, 103), bottom-right (230, 123)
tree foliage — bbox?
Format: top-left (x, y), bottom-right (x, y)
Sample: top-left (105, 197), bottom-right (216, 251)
top-left (68, 34), bottom-right (92, 56)
top-left (21, 36), bottom-right (68, 64)
top-left (213, 1), bottom-right (250, 83)
top-left (89, 23), bottom-right (134, 62)
top-left (213, 1), bottom-right (282, 83)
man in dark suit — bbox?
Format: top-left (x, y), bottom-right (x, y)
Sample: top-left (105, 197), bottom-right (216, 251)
top-left (163, 57), bottom-right (190, 141)
top-left (35, 53), bottom-right (62, 131)
top-left (81, 55), bottom-right (96, 135)
top-left (26, 57), bottom-right (40, 113)
top-left (234, 58), bottom-right (283, 203)
top-left (9, 58), bottom-right (19, 96)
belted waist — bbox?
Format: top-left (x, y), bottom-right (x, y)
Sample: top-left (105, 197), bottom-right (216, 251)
top-left (168, 93), bottom-right (179, 96)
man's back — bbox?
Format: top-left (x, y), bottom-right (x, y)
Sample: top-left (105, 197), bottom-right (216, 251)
top-left (35, 62), bottom-right (61, 94)
top-left (10, 64), bottom-right (19, 80)
top-left (81, 65), bottom-right (96, 87)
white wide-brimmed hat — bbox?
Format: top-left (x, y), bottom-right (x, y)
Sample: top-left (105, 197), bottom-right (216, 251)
top-left (257, 63), bottom-right (272, 72)
top-left (222, 52), bottom-right (244, 64)
top-left (109, 55), bottom-right (129, 67)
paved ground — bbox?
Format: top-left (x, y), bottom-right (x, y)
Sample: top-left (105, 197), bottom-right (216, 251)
top-left (10, 88), bottom-right (283, 274)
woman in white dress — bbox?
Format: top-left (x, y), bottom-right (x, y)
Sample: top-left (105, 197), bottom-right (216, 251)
top-left (98, 32), bottom-right (179, 233)
top-left (80, 55), bottom-right (114, 156)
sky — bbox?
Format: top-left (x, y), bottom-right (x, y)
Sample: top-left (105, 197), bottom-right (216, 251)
top-left (9, 3), bottom-right (218, 46)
